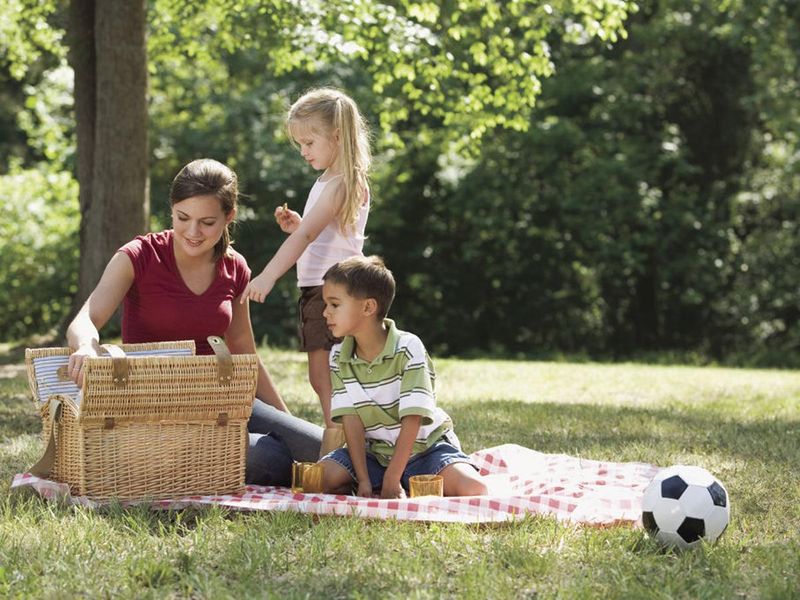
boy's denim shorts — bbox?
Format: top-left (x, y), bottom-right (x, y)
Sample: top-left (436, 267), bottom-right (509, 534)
top-left (320, 433), bottom-right (477, 492)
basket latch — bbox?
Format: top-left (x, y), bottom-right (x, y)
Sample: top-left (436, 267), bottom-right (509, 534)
top-left (100, 344), bottom-right (128, 386)
top-left (207, 336), bottom-right (233, 386)
top-left (217, 412), bottom-right (229, 426)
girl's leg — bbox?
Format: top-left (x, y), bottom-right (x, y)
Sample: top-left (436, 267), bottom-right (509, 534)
top-left (308, 348), bottom-right (334, 427)
top-left (439, 463), bottom-right (489, 497)
top-left (248, 398), bottom-right (323, 462)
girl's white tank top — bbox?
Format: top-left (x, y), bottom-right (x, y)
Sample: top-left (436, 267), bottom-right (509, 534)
top-left (296, 175), bottom-right (370, 287)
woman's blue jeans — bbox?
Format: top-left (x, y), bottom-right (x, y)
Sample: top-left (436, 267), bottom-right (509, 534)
top-left (246, 399), bottom-right (323, 486)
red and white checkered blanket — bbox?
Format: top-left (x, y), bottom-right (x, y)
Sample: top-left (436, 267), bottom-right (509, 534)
top-left (11, 444), bottom-right (658, 525)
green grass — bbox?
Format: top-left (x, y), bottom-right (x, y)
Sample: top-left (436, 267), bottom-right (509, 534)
top-left (1, 346), bottom-right (799, 599)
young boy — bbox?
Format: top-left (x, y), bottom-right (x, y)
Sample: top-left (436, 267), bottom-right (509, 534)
top-left (319, 255), bottom-right (488, 498)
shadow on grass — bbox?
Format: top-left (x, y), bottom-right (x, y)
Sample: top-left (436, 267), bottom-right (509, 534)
top-left (450, 400), bottom-right (800, 472)
top-left (5, 391), bottom-right (798, 473)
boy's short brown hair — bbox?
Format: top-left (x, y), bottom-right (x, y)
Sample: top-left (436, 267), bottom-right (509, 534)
top-left (323, 256), bottom-right (396, 320)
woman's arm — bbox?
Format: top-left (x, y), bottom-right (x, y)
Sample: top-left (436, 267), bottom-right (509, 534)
top-left (66, 252), bottom-right (135, 385)
top-left (243, 181), bottom-right (344, 303)
top-left (226, 294), bottom-right (290, 412)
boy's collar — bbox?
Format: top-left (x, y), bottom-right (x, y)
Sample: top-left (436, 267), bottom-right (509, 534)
top-left (340, 319), bottom-right (398, 364)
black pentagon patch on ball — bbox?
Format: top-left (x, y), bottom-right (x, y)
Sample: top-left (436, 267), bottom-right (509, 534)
top-left (677, 517), bottom-right (705, 543)
top-left (642, 511), bottom-right (658, 534)
top-left (661, 475), bottom-right (688, 500)
top-left (708, 481), bottom-right (727, 507)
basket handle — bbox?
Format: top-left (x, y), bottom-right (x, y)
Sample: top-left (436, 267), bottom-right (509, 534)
top-left (100, 344), bottom-right (129, 386)
top-left (27, 398), bottom-right (64, 478)
top-left (207, 336), bottom-right (233, 385)
top-left (55, 346), bottom-right (127, 384)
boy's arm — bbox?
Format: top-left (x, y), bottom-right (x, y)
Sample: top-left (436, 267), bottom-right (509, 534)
top-left (342, 415), bottom-right (373, 497)
top-left (381, 415), bottom-right (422, 499)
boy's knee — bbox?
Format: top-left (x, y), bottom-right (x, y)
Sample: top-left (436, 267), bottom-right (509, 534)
top-left (321, 460), bottom-right (352, 494)
top-left (466, 479), bottom-right (489, 496)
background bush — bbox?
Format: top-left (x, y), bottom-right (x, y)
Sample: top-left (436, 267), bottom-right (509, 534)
top-left (0, 165), bottom-right (79, 339)
top-left (1, 0), bottom-right (798, 366)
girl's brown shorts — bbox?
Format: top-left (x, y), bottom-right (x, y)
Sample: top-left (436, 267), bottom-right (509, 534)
top-left (298, 285), bottom-right (342, 352)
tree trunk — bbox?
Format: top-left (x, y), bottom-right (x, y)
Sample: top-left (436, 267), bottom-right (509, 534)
top-left (67, 0), bottom-right (149, 322)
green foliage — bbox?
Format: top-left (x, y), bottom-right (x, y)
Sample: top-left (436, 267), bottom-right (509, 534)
top-left (0, 164), bottom-right (79, 341)
top-left (148, 0), bottom-right (637, 149)
top-left (17, 62), bottom-right (75, 168)
top-left (366, 0), bottom-right (799, 364)
top-left (0, 2), bottom-right (71, 173)
top-left (0, 0), bottom-right (65, 81)
top-left (0, 0), bottom-right (797, 365)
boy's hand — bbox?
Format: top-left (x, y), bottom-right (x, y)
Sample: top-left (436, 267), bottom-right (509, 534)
top-left (380, 477), bottom-right (406, 499)
top-left (274, 204), bottom-right (301, 234)
top-left (356, 480), bottom-right (374, 498)
top-left (241, 271), bottom-right (276, 304)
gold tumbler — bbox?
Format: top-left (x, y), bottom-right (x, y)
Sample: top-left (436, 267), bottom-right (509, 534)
top-left (408, 474), bottom-right (444, 498)
top-left (291, 461), bottom-right (324, 493)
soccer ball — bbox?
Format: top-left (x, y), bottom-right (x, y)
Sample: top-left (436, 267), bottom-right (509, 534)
top-left (641, 465), bottom-right (730, 551)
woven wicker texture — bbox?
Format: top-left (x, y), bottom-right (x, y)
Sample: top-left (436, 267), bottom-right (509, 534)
top-left (26, 340), bottom-right (257, 500)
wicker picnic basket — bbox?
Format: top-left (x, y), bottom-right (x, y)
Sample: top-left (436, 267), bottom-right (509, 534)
top-left (24, 337), bottom-right (257, 500)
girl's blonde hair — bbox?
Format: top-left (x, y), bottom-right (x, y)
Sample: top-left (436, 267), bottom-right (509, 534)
top-left (288, 88), bottom-right (371, 232)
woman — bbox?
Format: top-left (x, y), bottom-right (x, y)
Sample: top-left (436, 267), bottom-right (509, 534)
top-left (66, 158), bottom-right (321, 486)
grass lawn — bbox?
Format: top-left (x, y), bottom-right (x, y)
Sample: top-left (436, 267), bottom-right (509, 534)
top-left (1, 344), bottom-right (799, 599)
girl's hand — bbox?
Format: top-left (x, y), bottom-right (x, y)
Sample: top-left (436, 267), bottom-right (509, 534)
top-left (356, 480), bottom-right (374, 498)
top-left (67, 342), bottom-right (100, 387)
top-left (275, 204), bottom-right (301, 234)
top-left (242, 272), bottom-right (276, 304)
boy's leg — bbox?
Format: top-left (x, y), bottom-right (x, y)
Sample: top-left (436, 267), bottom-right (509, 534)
top-left (320, 448), bottom-right (386, 496)
top-left (439, 462), bottom-right (488, 497)
top-left (404, 439), bottom-right (488, 497)
top-left (320, 459), bottom-right (355, 494)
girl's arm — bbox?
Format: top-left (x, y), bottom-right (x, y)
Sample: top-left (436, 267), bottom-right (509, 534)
top-left (242, 180), bottom-right (345, 304)
top-left (66, 252), bottom-right (135, 385)
top-left (226, 296), bottom-right (290, 412)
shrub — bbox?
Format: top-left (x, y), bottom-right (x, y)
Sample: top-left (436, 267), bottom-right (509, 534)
top-left (0, 164), bottom-right (78, 340)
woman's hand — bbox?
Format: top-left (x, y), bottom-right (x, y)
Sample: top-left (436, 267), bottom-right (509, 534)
top-left (275, 204), bottom-right (301, 234)
top-left (67, 342), bottom-right (100, 387)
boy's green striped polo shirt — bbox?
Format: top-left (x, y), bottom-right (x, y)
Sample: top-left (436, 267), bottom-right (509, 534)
top-left (330, 319), bottom-right (453, 466)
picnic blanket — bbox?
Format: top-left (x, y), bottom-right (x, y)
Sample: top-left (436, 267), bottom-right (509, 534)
top-left (11, 444), bottom-right (659, 525)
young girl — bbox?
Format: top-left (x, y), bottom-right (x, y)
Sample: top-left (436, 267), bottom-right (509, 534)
top-left (243, 88), bottom-right (371, 454)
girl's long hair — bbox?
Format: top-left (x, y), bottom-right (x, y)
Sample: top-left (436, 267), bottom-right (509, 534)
top-left (288, 88), bottom-right (371, 232)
